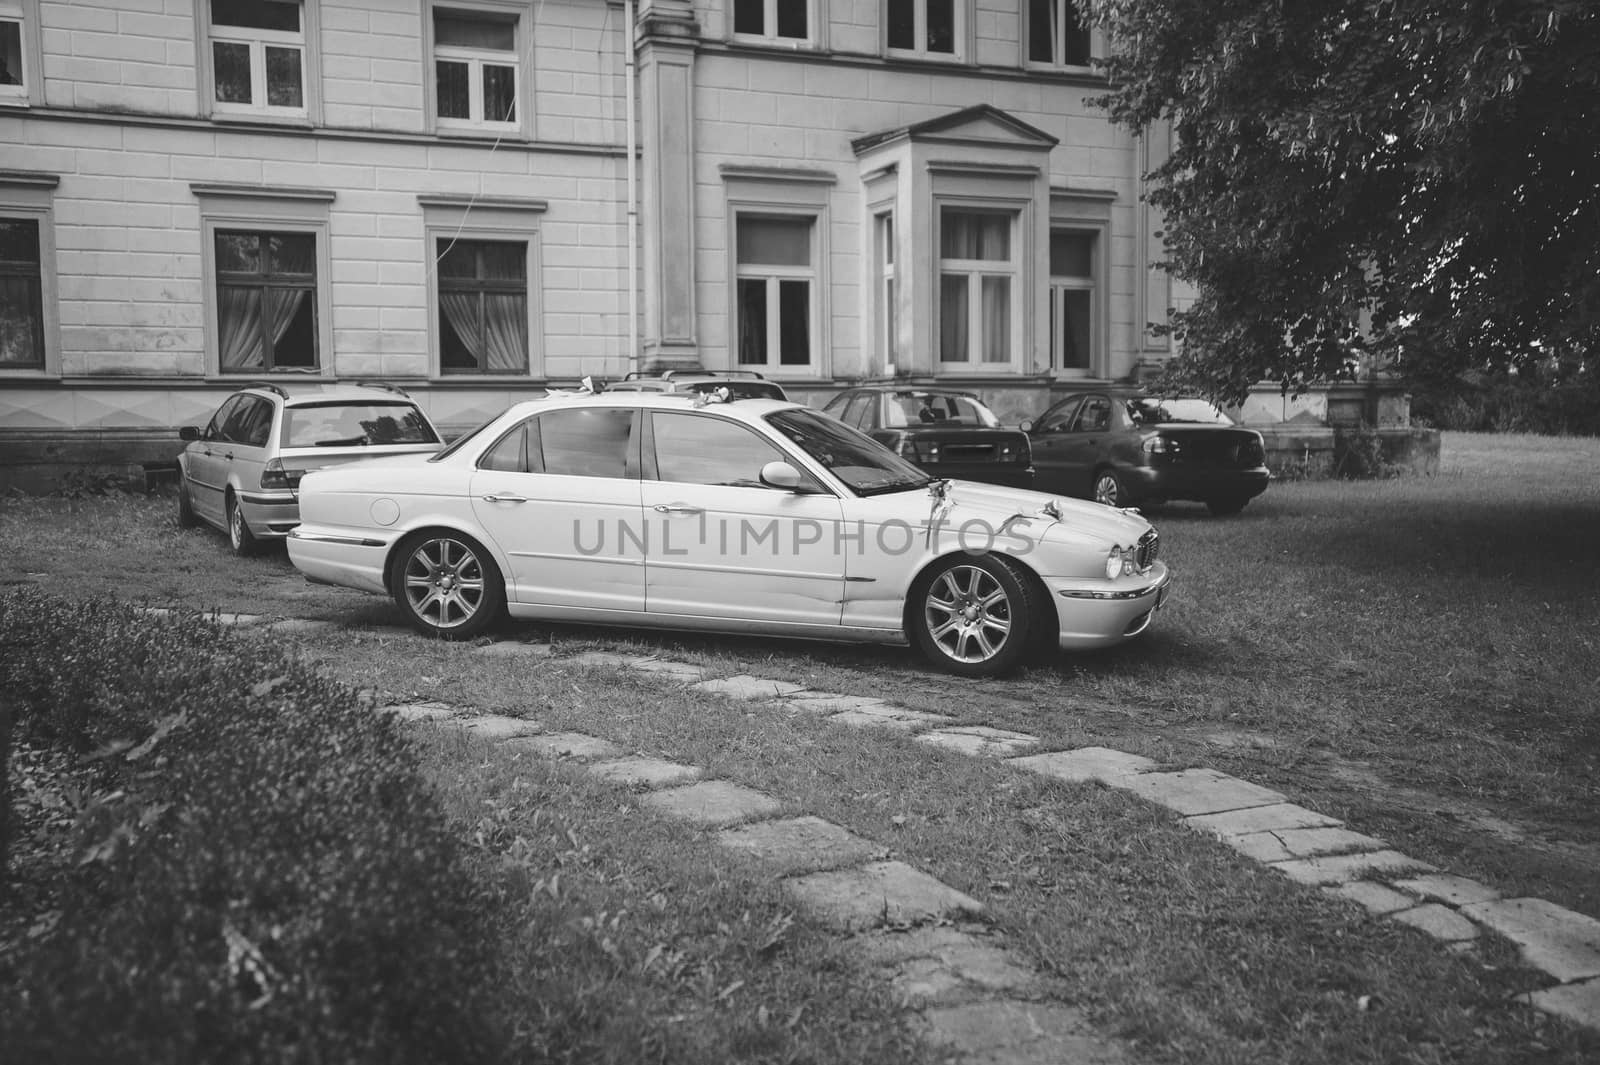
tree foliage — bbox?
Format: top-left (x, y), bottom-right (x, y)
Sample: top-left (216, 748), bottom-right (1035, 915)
top-left (1083, 0), bottom-right (1600, 403)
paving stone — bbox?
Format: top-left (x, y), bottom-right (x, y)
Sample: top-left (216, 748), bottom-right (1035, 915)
top-left (626, 658), bottom-right (705, 680)
top-left (475, 640), bottom-right (554, 658)
top-left (381, 701), bottom-right (457, 723)
top-left (717, 816), bottom-right (885, 876)
top-left (586, 756), bottom-right (701, 789)
top-left (827, 705), bottom-right (955, 731)
top-left (692, 675), bottom-right (807, 700)
top-left (209, 612), bottom-right (266, 626)
top-left (562, 651), bottom-right (647, 669)
top-left (262, 618), bottom-right (343, 636)
top-left (1221, 826), bottom-right (1387, 863)
top-left (855, 926), bottom-right (1038, 1005)
top-left (778, 692), bottom-right (893, 715)
top-left (1185, 803), bottom-right (1343, 837)
top-left (784, 861), bottom-right (984, 931)
top-left (916, 726), bottom-right (1040, 758)
top-left (1271, 850), bottom-right (1435, 886)
top-left (643, 780), bottom-right (780, 828)
top-left (1322, 881), bottom-right (1419, 916)
top-left (1460, 897), bottom-right (1600, 983)
top-left (502, 731), bottom-right (624, 761)
top-left (1007, 747), bottom-right (1157, 785)
top-left (1390, 903), bottom-right (1479, 942)
top-left (1389, 873), bottom-right (1501, 908)
top-left (917, 1000), bottom-right (1124, 1065)
top-left (460, 714), bottom-right (543, 739)
top-left (1118, 768), bottom-right (1288, 816)
top-left (1526, 977), bottom-right (1600, 1033)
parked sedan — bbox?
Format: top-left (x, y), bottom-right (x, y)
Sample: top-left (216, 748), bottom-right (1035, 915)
top-left (1023, 391), bottom-right (1270, 515)
top-left (177, 382), bottom-right (443, 555)
top-left (288, 390), bottom-right (1169, 677)
top-left (820, 386), bottom-right (1034, 489)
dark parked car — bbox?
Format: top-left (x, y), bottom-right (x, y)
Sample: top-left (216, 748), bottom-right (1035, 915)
top-left (820, 386), bottom-right (1033, 489)
top-left (606, 369), bottom-right (790, 401)
top-left (1023, 391), bottom-right (1270, 515)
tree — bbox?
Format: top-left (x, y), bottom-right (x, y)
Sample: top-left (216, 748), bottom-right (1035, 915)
top-left (1083, 0), bottom-right (1600, 404)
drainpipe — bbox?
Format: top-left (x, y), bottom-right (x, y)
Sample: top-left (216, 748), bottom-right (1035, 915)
top-left (625, 0), bottom-right (639, 371)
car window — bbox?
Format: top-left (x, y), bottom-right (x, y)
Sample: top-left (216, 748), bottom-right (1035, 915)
top-left (1070, 396), bottom-right (1112, 433)
top-left (535, 408), bottom-right (636, 479)
top-left (206, 396), bottom-right (242, 441)
top-left (841, 393), bottom-right (872, 430)
top-left (1127, 398), bottom-right (1235, 425)
top-left (1035, 398), bottom-right (1081, 433)
top-left (283, 402), bottom-right (439, 448)
top-left (221, 395), bottom-right (272, 446)
top-left (650, 412), bottom-right (797, 488)
top-left (891, 392), bottom-right (998, 427)
top-left (766, 408), bottom-right (930, 496)
top-left (479, 419), bottom-right (537, 472)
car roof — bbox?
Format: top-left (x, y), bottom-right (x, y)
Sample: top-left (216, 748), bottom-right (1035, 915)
top-left (498, 390), bottom-right (801, 423)
top-left (234, 382), bottom-right (422, 406)
top-left (846, 385), bottom-right (980, 399)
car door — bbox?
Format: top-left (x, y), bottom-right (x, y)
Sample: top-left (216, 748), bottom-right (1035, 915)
top-left (1054, 394), bottom-right (1114, 497)
top-left (224, 395), bottom-right (275, 502)
top-left (1026, 396), bottom-right (1083, 495)
top-left (640, 409), bottom-right (845, 626)
top-left (185, 396), bottom-right (242, 526)
top-left (468, 407), bottom-right (646, 614)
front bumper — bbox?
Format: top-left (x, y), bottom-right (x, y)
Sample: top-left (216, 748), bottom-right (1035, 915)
top-left (1044, 563), bottom-right (1172, 649)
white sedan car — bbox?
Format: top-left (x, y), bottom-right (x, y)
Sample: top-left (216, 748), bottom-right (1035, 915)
top-left (288, 390), bottom-right (1170, 676)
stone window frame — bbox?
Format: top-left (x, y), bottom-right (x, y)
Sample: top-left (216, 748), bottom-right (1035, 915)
top-left (0, 0), bottom-right (43, 108)
top-left (419, 194), bottom-right (547, 380)
top-left (0, 170), bottom-right (59, 378)
top-left (193, 183), bottom-right (336, 378)
top-left (421, 0), bottom-right (534, 140)
top-left (1021, 0), bottom-right (1102, 72)
top-left (727, 0), bottom-right (823, 49)
top-left (883, 0), bottom-right (969, 63)
top-left (1049, 187), bottom-right (1115, 378)
top-left (193, 0), bottom-right (324, 125)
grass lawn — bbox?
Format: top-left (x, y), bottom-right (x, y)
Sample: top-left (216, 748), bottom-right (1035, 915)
top-left (3, 430), bottom-right (1597, 1063)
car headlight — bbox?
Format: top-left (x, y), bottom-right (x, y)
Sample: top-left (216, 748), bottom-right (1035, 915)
top-left (1105, 546), bottom-right (1124, 580)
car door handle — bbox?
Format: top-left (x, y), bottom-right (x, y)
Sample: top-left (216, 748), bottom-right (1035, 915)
top-left (653, 504), bottom-right (704, 514)
top-left (481, 494), bottom-right (529, 504)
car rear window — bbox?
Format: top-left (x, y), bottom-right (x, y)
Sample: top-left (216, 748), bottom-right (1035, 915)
top-left (282, 402), bottom-right (440, 447)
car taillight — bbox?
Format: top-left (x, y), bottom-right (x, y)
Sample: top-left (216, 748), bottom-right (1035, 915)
top-left (260, 459), bottom-right (303, 491)
top-left (1241, 438), bottom-right (1265, 465)
top-left (1141, 435), bottom-right (1180, 455)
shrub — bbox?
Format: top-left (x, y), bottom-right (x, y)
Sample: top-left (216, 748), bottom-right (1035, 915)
top-left (0, 589), bottom-right (515, 1064)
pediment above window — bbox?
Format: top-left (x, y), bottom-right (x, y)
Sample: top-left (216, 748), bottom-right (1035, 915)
top-left (851, 104), bottom-right (1059, 157)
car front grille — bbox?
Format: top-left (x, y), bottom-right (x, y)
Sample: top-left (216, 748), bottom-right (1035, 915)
top-left (1136, 529), bottom-right (1160, 571)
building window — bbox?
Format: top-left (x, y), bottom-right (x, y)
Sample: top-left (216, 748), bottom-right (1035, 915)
top-left (0, 218), bottom-right (43, 368)
top-left (732, 0), bottom-right (808, 42)
top-left (437, 238), bottom-right (529, 374)
top-left (886, 0), bottom-right (958, 57)
top-left (214, 230), bottom-right (319, 372)
top-left (432, 6), bottom-right (520, 132)
top-left (875, 212), bottom-right (897, 369)
top-left (206, 0), bottom-right (308, 117)
top-left (736, 215), bottom-right (815, 369)
top-left (939, 209), bottom-right (1015, 365)
top-left (1050, 230), bottom-right (1095, 371)
top-left (1027, 0), bottom-right (1090, 67)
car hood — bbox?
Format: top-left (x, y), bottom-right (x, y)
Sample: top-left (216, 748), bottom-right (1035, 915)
top-left (901, 479), bottom-right (1152, 544)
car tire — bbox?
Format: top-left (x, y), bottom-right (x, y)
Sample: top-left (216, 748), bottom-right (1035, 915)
top-left (389, 531), bottom-right (506, 641)
top-left (909, 554), bottom-right (1036, 678)
top-left (176, 475), bottom-right (199, 529)
top-left (1092, 468), bottom-right (1129, 508)
top-left (226, 492), bottom-right (261, 556)
top-left (1205, 495), bottom-right (1250, 516)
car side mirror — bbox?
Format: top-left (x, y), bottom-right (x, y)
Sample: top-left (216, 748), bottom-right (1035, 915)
top-left (179, 426), bottom-right (201, 441)
top-left (1019, 419), bottom-right (1034, 433)
top-left (759, 460), bottom-right (805, 491)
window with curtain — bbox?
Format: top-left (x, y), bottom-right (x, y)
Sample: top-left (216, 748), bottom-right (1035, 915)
top-left (0, 218), bottom-right (43, 368)
top-left (215, 230), bottom-right (317, 372)
top-left (1050, 230), bottom-right (1095, 371)
top-left (736, 215), bottom-right (814, 369)
top-left (938, 209), bottom-right (1015, 365)
top-left (209, 0), bottom-right (306, 115)
top-left (433, 6), bottom-right (519, 131)
top-left (885, 0), bottom-right (957, 57)
top-left (1027, 0), bottom-right (1090, 66)
top-left (0, 0), bottom-right (27, 102)
top-left (438, 238), bottom-right (529, 374)
top-left (732, 0), bottom-right (809, 41)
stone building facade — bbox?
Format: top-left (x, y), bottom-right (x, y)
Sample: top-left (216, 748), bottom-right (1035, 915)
top-left (0, 0), bottom-right (1183, 489)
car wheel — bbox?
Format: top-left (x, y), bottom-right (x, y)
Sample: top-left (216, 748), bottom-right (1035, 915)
top-left (390, 532), bottom-right (506, 641)
top-left (1092, 468), bottom-right (1129, 508)
top-left (1206, 495), bottom-right (1250, 516)
top-left (226, 493), bottom-right (261, 556)
top-left (176, 475), bottom-right (199, 529)
top-left (910, 555), bottom-right (1036, 678)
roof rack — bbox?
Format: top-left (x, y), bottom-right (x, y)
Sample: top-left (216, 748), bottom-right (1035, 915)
top-left (621, 369), bottom-right (767, 381)
top-left (354, 380), bottom-right (411, 397)
top-left (244, 380), bottom-right (289, 399)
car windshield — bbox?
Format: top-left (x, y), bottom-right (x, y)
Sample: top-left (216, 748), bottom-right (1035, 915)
top-left (282, 402), bottom-right (439, 447)
top-left (885, 392), bottom-right (998, 428)
top-left (765, 408), bottom-right (933, 496)
top-left (1126, 398), bottom-right (1235, 426)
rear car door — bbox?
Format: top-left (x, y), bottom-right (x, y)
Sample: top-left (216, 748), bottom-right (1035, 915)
top-left (1055, 394), bottom-right (1113, 497)
top-left (186, 396), bottom-right (241, 525)
top-left (1027, 396), bottom-right (1083, 495)
top-left (224, 394), bottom-right (275, 504)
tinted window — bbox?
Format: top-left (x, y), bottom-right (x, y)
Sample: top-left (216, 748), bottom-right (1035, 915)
top-left (536, 408), bottom-right (635, 479)
top-left (651, 412), bottom-right (787, 488)
top-left (479, 421), bottom-right (530, 472)
top-left (1035, 397), bottom-right (1081, 433)
top-left (841, 393), bottom-right (872, 429)
top-left (283, 402), bottom-right (439, 447)
top-left (221, 395), bottom-right (273, 446)
top-left (888, 392), bottom-right (998, 428)
top-left (207, 396), bottom-right (242, 440)
top-left (1128, 398), bottom-right (1234, 425)
top-left (1071, 396), bottom-right (1112, 432)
